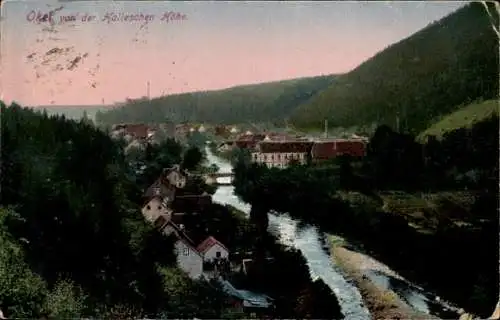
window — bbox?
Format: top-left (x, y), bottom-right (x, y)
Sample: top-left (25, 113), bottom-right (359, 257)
top-left (264, 155), bottom-right (267, 161)
top-left (216, 251), bottom-right (221, 258)
top-left (146, 205), bottom-right (151, 210)
top-left (183, 248), bottom-right (189, 256)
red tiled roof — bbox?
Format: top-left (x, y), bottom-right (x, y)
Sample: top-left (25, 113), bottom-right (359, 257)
top-left (311, 140), bottom-right (366, 160)
top-left (235, 140), bottom-right (258, 150)
top-left (335, 140), bottom-right (366, 157)
top-left (196, 236), bottom-right (228, 254)
top-left (311, 142), bottom-right (337, 160)
top-left (124, 124), bottom-right (149, 139)
top-left (257, 141), bottom-right (313, 153)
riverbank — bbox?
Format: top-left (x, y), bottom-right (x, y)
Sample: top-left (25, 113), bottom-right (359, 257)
top-left (215, 203), bottom-right (343, 319)
top-left (206, 148), bottom-right (370, 319)
top-left (229, 152), bottom-right (498, 318)
top-left (329, 235), bottom-right (438, 320)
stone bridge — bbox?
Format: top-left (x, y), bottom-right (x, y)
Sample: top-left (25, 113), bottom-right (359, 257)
top-left (203, 172), bottom-right (234, 186)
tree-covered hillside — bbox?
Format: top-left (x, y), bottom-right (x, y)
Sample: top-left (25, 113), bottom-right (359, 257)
top-left (0, 102), bottom-right (230, 318)
top-left (290, 2), bottom-right (499, 133)
top-left (95, 75), bottom-right (335, 125)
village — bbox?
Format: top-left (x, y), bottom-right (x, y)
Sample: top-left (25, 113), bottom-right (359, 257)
top-left (109, 122), bottom-right (369, 169)
top-left (102, 122), bottom-right (367, 317)
top-left (115, 132), bottom-right (277, 318)
top-left (135, 164), bottom-right (276, 316)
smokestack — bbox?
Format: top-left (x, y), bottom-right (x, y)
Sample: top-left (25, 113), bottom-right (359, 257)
top-left (396, 113), bottom-right (400, 133)
top-left (324, 119), bottom-right (328, 139)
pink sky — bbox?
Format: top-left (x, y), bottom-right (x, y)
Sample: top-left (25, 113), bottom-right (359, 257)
top-left (0, 1), bottom-right (465, 106)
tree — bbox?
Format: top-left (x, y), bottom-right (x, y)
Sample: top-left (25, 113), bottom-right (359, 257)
top-left (182, 147), bottom-right (203, 171)
top-left (295, 279), bottom-right (342, 319)
top-left (0, 208), bottom-right (48, 318)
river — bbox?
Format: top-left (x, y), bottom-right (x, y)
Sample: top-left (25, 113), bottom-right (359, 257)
top-left (205, 147), bottom-right (371, 320)
top-left (205, 147), bottom-right (463, 320)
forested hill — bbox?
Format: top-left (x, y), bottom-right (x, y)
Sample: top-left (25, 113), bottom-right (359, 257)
top-left (289, 2), bottom-right (499, 133)
top-left (95, 75), bottom-right (336, 125)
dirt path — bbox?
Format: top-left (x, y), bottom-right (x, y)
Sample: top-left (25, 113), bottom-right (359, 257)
top-left (329, 236), bottom-right (440, 320)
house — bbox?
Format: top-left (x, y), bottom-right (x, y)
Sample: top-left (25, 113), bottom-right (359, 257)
top-left (172, 192), bottom-right (212, 213)
top-left (142, 177), bottom-right (177, 221)
top-left (124, 124), bottom-right (150, 140)
top-left (214, 125), bottom-right (230, 137)
top-left (217, 142), bottom-right (234, 152)
top-left (262, 132), bottom-right (292, 142)
top-left (196, 236), bottom-right (229, 262)
top-left (217, 278), bottom-right (274, 315)
top-left (251, 141), bottom-right (314, 168)
top-left (198, 125), bottom-right (206, 133)
top-left (237, 133), bottom-right (266, 141)
top-left (335, 139), bottom-right (366, 157)
top-left (162, 165), bottom-right (188, 189)
top-left (310, 139), bottom-right (366, 162)
top-left (234, 140), bottom-right (258, 150)
top-left (110, 123), bottom-right (154, 143)
top-left (142, 194), bottom-right (174, 223)
top-left (124, 138), bottom-right (147, 154)
top-left (217, 134), bottom-right (266, 153)
top-left (230, 126), bottom-right (240, 134)
top-left (159, 220), bottom-right (204, 279)
top-left (160, 122), bottom-right (176, 138)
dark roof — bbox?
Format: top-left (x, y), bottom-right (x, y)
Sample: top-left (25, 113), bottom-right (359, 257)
top-left (217, 278), bottom-right (273, 308)
top-left (257, 141), bottom-right (313, 153)
top-left (143, 178), bottom-right (176, 201)
top-left (154, 215), bottom-right (169, 229)
top-left (162, 221), bottom-right (202, 256)
top-left (196, 236), bottom-right (229, 254)
top-left (237, 133), bottom-right (266, 141)
top-left (143, 194), bottom-right (170, 208)
top-left (171, 194), bottom-right (211, 213)
top-left (161, 220), bottom-right (199, 245)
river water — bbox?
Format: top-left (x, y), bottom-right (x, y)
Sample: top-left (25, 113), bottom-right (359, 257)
top-left (205, 147), bottom-right (464, 319)
top-left (205, 148), bottom-right (371, 320)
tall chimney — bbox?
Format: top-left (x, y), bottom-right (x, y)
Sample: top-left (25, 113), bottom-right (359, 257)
top-left (396, 113), bottom-right (400, 133)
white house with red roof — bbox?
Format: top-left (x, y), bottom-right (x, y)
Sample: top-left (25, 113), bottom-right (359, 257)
top-left (196, 236), bottom-right (229, 262)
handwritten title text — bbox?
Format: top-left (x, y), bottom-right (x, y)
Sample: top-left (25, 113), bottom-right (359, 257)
top-left (26, 6), bottom-right (188, 25)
